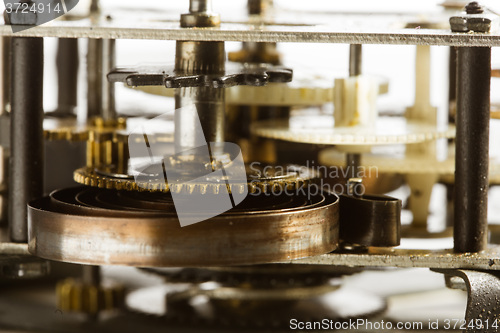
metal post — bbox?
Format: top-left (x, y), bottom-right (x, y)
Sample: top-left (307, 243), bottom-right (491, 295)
top-left (346, 44), bottom-right (362, 174)
top-left (189, 0), bottom-right (212, 13)
top-left (448, 46), bottom-right (457, 123)
top-left (0, 37), bottom-right (11, 226)
top-left (454, 47), bottom-right (490, 253)
top-left (56, 38), bottom-right (79, 115)
top-left (90, 0), bottom-right (99, 13)
top-left (9, 37), bottom-right (44, 242)
top-left (87, 39), bottom-right (115, 120)
top-left (82, 265), bottom-right (100, 321)
top-left (175, 87), bottom-right (225, 153)
top-left (349, 44), bottom-right (362, 77)
top-left (1, 37), bottom-right (10, 115)
top-left (175, 1), bottom-right (225, 155)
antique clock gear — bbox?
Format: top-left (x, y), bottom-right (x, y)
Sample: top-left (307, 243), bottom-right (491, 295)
top-left (1, 0), bottom-right (500, 332)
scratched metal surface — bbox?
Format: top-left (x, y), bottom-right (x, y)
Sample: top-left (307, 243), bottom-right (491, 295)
top-left (287, 246), bottom-right (500, 270)
top-left (1, 1), bottom-right (500, 46)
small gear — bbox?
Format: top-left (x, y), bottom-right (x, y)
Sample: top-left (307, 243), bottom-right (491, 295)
top-left (74, 164), bottom-right (318, 194)
top-left (56, 278), bottom-right (125, 315)
top-left (44, 116), bottom-right (127, 142)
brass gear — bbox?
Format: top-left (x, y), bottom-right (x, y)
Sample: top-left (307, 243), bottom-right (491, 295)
top-left (74, 164), bottom-right (318, 194)
top-left (252, 117), bottom-right (456, 145)
top-left (44, 116), bottom-right (128, 142)
top-left (56, 278), bottom-right (125, 315)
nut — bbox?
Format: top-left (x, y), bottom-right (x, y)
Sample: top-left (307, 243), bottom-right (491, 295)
top-left (468, 17), bottom-right (492, 33)
top-left (180, 12), bottom-right (220, 28)
top-left (450, 15), bottom-right (493, 33)
top-left (450, 16), bottom-right (469, 32)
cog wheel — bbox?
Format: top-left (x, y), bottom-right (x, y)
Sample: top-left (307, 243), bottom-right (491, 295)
top-left (74, 164), bottom-right (318, 194)
top-left (319, 148), bottom-right (500, 184)
top-left (108, 62), bottom-right (292, 88)
top-left (44, 116), bottom-right (127, 142)
top-left (140, 265), bottom-right (362, 289)
top-left (56, 278), bottom-right (125, 315)
top-left (252, 116), bottom-right (455, 145)
top-left (126, 65), bottom-right (389, 107)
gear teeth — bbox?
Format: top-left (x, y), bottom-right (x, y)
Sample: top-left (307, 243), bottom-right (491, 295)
top-left (253, 119), bottom-right (456, 145)
top-left (199, 184), bottom-right (208, 195)
top-left (74, 165), bottom-right (317, 195)
top-left (56, 278), bottom-right (125, 315)
top-left (44, 117), bottom-right (127, 142)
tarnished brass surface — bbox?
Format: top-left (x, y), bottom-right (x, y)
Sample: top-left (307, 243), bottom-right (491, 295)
top-left (28, 187), bottom-right (339, 267)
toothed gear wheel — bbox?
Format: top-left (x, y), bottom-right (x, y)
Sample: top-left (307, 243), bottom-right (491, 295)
top-left (140, 265), bottom-right (362, 288)
top-left (44, 116), bottom-right (128, 142)
top-left (74, 164), bottom-right (318, 194)
top-left (108, 62), bottom-right (293, 88)
top-left (56, 278), bottom-right (125, 315)
top-left (126, 68), bottom-right (389, 107)
top-left (319, 148), bottom-right (500, 184)
top-left (252, 116), bottom-right (455, 145)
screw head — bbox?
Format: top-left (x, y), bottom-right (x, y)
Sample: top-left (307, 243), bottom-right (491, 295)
top-left (465, 1), bottom-right (484, 14)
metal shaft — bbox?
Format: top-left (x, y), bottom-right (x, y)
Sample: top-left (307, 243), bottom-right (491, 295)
top-left (9, 37), bottom-right (44, 242)
top-left (82, 265), bottom-right (100, 321)
top-left (1, 37), bottom-right (11, 115)
top-left (189, 0), bottom-right (212, 13)
top-left (174, 41), bottom-right (225, 154)
top-left (87, 38), bottom-right (115, 120)
top-left (448, 46), bottom-right (457, 123)
top-left (0, 38), bottom-right (11, 226)
top-left (82, 265), bottom-right (100, 286)
top-left (248, 0), bottom-right (272, 15)
top-left (454, 47), bottom-right (490, 253)
top-left (346, 44), bottom-right (362, 174)
top-left (346, 153), bottom-right (361, 178)
top-left (56, 38), bottom-right (79, 115)
top-left (175, 87), bottom-right (225, 153)
top-left (349, 44), bottom-right (362, 77)
top-left (90, 0), bottom-right (99, 13)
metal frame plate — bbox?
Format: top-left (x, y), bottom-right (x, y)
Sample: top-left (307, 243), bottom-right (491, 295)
top-left (288, 246), bottom-right (500, 270)
top-left (2, 10), bottom-right (500, 46)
